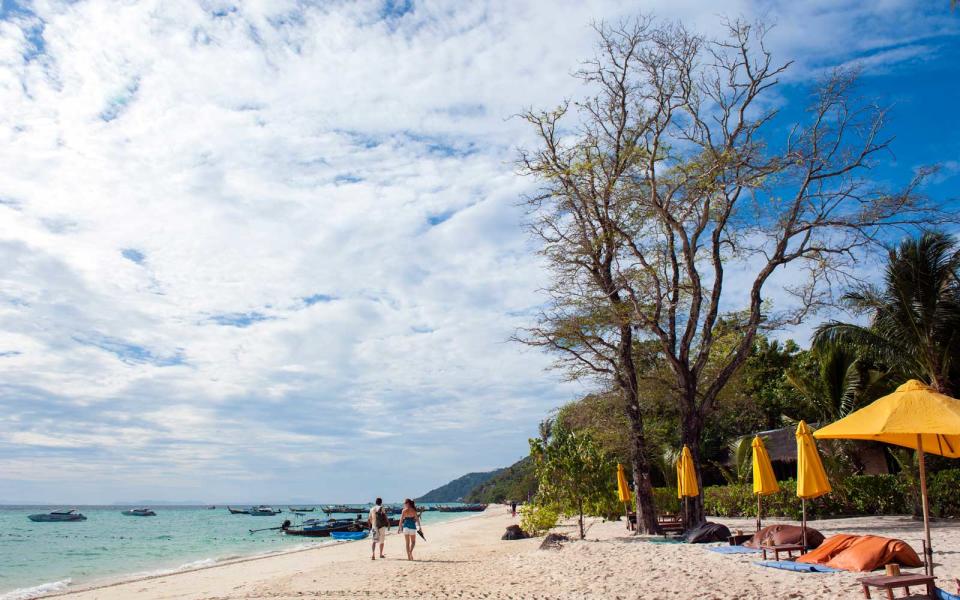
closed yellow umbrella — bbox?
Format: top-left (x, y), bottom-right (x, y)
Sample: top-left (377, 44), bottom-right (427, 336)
top-left (616, 463), bottom-right (632, 530)
top-left (796, 420), bottom-right (830, 548)
top-left (676, 458), bottom-right (684, 499)
top-left (677, 445), bottom-right (698, 529)
top-left (797, 421), bottom-right (832, 499)
top-left (752, 436), bottom-right (779, 531)
top-left (679, 445), bottom-right (699, 497)
top-left (616, 463), bottom-right (632, 503)
top-left (814, 379), bottom-right (960, 575)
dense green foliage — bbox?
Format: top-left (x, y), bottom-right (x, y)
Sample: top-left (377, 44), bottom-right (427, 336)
top-left (464, 456), bottom-right (536, 504)
top-left (417, 470), bottom-right (503, 503)
top-left (684, 470), bottom-right (960, 519)
top-left (530, 427), bottom-right (616, 539)
top-left (519, 503), bottom-right (559, 535)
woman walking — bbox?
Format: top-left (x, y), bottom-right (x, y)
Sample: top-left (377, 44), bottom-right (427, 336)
top-left (398, 498), bottom-right (421, 560)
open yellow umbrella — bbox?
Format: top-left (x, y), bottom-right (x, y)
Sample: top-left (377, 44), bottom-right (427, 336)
top-left (796, 420), bottom-right (831, 548)
top-left (752, 435), bottom-right (779, 531)
top-left (616, 463), bottom-right (632, 529)
top-left (814, 379), bottom-right (960, 575)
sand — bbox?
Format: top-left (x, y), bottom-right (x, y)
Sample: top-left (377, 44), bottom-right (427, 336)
top-left (47, 507), bottom-right (960, 600)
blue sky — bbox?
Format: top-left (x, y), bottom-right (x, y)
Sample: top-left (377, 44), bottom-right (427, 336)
top-left (0, 0), bottom-right (957, 504)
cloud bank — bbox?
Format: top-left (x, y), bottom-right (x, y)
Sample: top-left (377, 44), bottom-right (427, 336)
top-left (0, 0), bottom-right (955, 502)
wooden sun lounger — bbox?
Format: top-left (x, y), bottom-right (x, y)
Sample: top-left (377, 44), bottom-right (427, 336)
top-left (626, 513), bottom-right (686, 535)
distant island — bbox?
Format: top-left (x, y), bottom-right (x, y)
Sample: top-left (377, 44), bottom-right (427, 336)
top-left (416, 470), bottom-right (502, 503)
top-left (417, 456), bottom-right (537, 504)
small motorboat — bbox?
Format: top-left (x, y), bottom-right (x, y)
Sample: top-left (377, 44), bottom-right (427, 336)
top-left (436, 504), bottom-right (487, 513)
top-left (28, 509), bottom-right (87, 522)
top-left (321, 505), bottom-right (365, 515)
top-left (228, 506), bottom-right (250, 514)
top-left (288, 506), bottom-right (314, 513)
top-left (207, 505), bottom-right (217, 510)
top-left (330, 530), bottom-right (368, 541)
top-left (282, 518), bottom-right (367, 537)
top-left (121, 508), bottom-right (156, 516)
top-left (248, 505), bottom-right (282, 516)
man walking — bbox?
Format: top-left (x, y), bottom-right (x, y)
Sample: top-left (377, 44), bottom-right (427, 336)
top-left (368, 498), bottom-right (389, 560)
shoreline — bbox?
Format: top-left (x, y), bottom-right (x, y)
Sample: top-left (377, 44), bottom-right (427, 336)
top-left (31, 510), bottom-right (488, 600)
top-left (21, 508), bottom-right (960, 599)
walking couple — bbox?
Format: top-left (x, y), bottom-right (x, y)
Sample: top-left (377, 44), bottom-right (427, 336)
top-left (368, 498), bottom-right (422, 561)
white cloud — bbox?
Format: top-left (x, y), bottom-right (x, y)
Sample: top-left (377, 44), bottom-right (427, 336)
top-left (0, 0), bottom-right (952, 502)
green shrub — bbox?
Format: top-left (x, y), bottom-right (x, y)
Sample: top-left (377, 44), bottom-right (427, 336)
top-left (930, 469), bottom-right (960, 517)
top-left (652, 487), bottom-right (681, 514)
top-left (520, 503), bottom-right (559, 536)
top-left (842, 474), bottom-right (909, 515)
top-left (642, 469), bottom-right (960, 521)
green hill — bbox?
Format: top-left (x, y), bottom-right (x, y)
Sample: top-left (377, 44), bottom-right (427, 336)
top-left (464, 456), bottom-right (536, 504)
top-left (416, 470), bottom-right (503, 503)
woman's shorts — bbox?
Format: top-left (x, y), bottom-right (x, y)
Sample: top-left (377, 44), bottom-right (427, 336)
top-left (402, 526), bottom-right (418, 536)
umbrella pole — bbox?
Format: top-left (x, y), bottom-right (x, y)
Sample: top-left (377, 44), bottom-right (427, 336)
top-left (756, 495), bottom-right (762, 532)
top-left (917, 434), bottom-right (934, 576)
top-left (802, 498), bottom-right (807, 549)
top-left (623, 501), bottom-right (629, 530)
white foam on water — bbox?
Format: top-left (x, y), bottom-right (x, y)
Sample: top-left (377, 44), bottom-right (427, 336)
top-left (0, 578), bottom-right (71, 600)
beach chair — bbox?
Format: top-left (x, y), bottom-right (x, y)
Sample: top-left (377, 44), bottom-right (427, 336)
top-left (657, 514), bottom-right (685, 536)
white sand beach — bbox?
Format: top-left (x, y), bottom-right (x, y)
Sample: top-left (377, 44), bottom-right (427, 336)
top-left (46, 506), bottom-right (960, 600)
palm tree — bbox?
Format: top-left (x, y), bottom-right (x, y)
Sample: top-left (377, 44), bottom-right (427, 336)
top-left (713, 437), bottom-right (752, 485)
top-left (814, 232), bottom-right (960, 394)
top-left (786, 345), bottom-right (892, 423)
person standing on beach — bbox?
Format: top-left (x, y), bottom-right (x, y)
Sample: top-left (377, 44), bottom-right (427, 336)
top-left (398, 498), bottom-right (421, 561)
top-left (511, 501), bottom-right (517, 517)
top-left (368, 498), bottom-right (389, 560)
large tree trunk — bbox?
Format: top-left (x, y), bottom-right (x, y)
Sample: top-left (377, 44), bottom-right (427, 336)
top-left (680, 400), bottom-right (706, 527)
top-left (619, 324), bottom-right (660, 535)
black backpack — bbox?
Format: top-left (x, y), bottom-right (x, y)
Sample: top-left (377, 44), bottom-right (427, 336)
top-left (375, 506), bottom-right (389, 529)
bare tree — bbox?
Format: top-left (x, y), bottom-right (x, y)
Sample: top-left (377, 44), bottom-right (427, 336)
top-left (517, 17), bottom-right (666, 535)
top-left (520, 17), bottom-right (951, 525)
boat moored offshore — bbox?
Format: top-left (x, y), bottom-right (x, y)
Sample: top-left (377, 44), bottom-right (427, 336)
top-left (28, 509), bottom-right (87, 522)
top-left (121, 508), bottom-right (157, 516)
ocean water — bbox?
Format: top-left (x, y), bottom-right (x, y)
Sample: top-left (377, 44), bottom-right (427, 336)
top-left (0, 504), bottom-right (470, 599)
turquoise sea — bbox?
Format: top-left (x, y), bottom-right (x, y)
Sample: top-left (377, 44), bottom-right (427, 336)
top-left (0, 505), bottom-right (470, 599)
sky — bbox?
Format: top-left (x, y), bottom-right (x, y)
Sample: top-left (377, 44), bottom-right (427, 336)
top-left (0, 0), bottom-right (957, 504)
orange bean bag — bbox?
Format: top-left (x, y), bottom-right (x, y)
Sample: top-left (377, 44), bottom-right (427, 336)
top-left (795, 534), bottom-right (922, 572)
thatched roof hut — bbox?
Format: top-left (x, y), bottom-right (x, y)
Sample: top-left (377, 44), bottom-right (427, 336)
top-left (735, 424), bottom-right (891, 476)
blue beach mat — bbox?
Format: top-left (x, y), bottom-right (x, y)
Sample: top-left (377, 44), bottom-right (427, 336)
top-left (754, 560), bottom-right (842, 573)
top-left (936, 588), bottom-right (960, 600)
top-left (709, 545), bottom-right (759, 554)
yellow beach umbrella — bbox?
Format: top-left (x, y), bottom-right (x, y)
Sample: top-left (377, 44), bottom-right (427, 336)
top-left (616, 463), bottom-right (632, 530)
top-left (814, 379), bottom-right (960, 575)
top-left (751, 436), bottom-right (779, 531)
top-left (677, 445), bottom-right (698, 528)
top-left (796, 420), bottom-right (830, 548)
top-left (679, 445), bottom-right (699, 497)
top-left (797, 421), bottom-right (832, 499)
top-left (616, 463), bottom-right (632, 503)
top-left (676, 458), bottom-right (684, 499)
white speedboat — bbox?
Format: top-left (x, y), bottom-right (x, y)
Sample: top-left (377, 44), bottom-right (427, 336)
top-left (121, 508), bottom-right (157, 516)
top-left (28, 509), bottom-right (87, 522)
